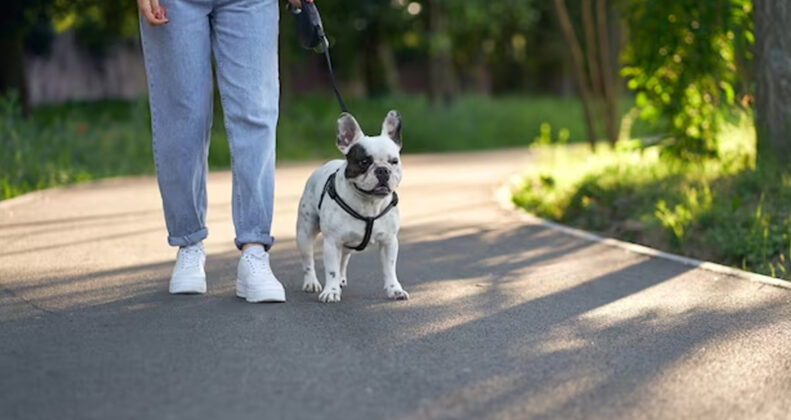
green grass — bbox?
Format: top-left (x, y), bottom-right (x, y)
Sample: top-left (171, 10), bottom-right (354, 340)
top-left (1, 93), bottom-right (650, 201)
top-left (1, 96), bottom-right (155, 200)
top-left (513, 116), bottom-right (791, 280)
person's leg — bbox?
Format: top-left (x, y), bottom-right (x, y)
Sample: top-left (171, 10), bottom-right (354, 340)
top-left (140, 0), bottom-right (214, 247)
top-left (210, 0), bottom-right (279, 251)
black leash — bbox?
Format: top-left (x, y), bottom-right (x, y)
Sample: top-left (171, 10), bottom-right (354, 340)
top-left (318, 171), bottom-right (399, 251)
top-left (319, 36), bottom-right (348, 113)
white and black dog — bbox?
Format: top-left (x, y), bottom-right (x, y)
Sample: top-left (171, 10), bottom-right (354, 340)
top-left (296, 110), bottom-right (407, 303)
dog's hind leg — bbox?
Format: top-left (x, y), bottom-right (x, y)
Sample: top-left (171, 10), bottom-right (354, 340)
top-left (297, 206), bottom-right (322, 293)
top-left (339, 250), bottom-right (351, 288)
top-left (379, 236), bottom-right (408, 300)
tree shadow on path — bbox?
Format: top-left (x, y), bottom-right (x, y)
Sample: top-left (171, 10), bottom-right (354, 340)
top-left (1, 221), bottom-right (790, 420)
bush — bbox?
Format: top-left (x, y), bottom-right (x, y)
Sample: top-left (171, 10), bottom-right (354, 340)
top-left (620, 0), bottom-right (753, 159)
top-left (0, 93), bottom-right (154, 200)
top-left (513, 117), bottom-right (791, 280)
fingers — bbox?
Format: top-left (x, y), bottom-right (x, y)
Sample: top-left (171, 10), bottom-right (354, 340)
top-left (139, 0), bottom-right (169, 26)
top-left (151, 0), bottom-right (167, 20)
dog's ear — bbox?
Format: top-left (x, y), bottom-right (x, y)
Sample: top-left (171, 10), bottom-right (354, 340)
top-left (337, 113), bottom-right (363, 154)
top-left (381, 110), bottom-right (402, 148)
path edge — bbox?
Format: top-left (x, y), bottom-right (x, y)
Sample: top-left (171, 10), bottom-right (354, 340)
top-left (495, 181), bottom-right (791, 291)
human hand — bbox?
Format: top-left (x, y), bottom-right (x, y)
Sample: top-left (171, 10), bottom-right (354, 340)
top-left (138, 0), bottom-right (169, 26)
top-left (287, 0), bottom-right (303, 9)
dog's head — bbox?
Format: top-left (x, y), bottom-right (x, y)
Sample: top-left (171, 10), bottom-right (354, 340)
top-left (336, 110), bottom-right (403, 197)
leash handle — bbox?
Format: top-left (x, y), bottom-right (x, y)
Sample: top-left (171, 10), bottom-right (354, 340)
top-left (286, 0), bottom-right (348, 113)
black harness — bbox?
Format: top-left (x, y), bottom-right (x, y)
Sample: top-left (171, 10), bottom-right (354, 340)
top-left (318, 171), bottom-right (399, 251)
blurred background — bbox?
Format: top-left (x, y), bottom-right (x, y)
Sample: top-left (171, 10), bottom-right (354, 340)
top-left (1, 0), bottom-right (655, 198)
top-left (3, 0), bottom-right (791, 279)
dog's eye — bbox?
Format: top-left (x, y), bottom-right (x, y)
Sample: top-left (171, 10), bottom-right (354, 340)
top-left (360, 158), bottom-right (372, 167)
top-left (389, 158), bottom-right (399, 165)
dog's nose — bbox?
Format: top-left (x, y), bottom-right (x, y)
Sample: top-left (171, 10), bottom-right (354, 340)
top-left (374, 166), bottom-right (390, 182)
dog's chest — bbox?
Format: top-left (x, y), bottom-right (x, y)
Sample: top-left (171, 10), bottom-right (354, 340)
top-left (319, 207), bottom-right (399, 249)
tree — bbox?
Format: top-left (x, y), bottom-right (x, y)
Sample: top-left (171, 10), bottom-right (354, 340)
top-left (754, 0), bottom-right (791, 166)
top-left (620, 0), bottom-right (752, 160)
top-left (444, 0), bottom-right (544, 94)
top-left (0, 1), bottom-right (49, 116)
top-left (427, 0), bottom-right (457, 104)
top-left (0, 0), bottom-right (138, 114)
top-left (553, 0), bottom-right (622, 149)
top-left (553, 0), bottom-right (598, 149)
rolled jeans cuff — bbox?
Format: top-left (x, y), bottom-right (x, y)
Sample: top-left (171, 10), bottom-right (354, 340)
top-left (167, 227), bottom-right (208, 247)
top-left (235, 233), bottom-right (275, 251)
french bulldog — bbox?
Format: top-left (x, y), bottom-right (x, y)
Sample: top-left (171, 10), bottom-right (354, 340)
top-left (296, 110), bottom-right (407, 303)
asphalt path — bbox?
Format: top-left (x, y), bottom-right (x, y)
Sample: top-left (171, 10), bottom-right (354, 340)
top-left (1, 149), bottom-right (790, 419)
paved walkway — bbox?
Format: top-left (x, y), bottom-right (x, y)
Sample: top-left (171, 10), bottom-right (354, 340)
top-left (1, 149), bottom-right (790, 420)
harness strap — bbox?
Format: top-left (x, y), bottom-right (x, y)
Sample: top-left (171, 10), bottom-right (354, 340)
top-left (318, 171), bottom-right (398, 251)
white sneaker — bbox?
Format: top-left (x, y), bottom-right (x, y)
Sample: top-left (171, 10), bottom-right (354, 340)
top-left (236, 245), bottom-right (286, 303)
top-left (169, 242), bottom-right (207, 294)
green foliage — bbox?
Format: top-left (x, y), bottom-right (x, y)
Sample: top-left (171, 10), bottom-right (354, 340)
top-left (443, 0), bottom-right (550, 91)
top-left (6, 0), bottom-right (574, 97)
top-left (654, 184), bottom-right (712, 245)
top-left (533, 122), bottom-right (570, 146)
top-left (1, 94), bottom-right (614, 200)
top-left (2, 0), bottom-right (139, 56)
top-left (620, 0), bottom-right (753, 159)
top-left (313, 0), bottom-right (567, 94)
top-left (64, 1), bottom-right (140, 55)
top-left (1, 1), bottom-right (48, 38)
top-left (0, 92), bottom-right (153, 199)
top-left (514, 119), bottom-right (791, 280)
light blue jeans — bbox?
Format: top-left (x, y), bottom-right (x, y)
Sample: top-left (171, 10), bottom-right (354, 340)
top-left (139, 0), bottom-right (279, 250)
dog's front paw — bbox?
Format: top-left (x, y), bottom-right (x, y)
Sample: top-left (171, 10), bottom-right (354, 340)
top-left (318, 286), bottom-right (342, 303)
top-left (303, 277), bottom-right (322, 293)
top-left (385, 284), bottom-right (409, 300)
top-left (302, 272), bottom-right (322, 293)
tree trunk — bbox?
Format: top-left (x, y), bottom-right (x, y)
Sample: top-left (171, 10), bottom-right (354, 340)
top-left (581, 0), bottom-right (602, 101)
top-left (377, 41), bottom-right (400, 93)
top-left (428, 0), bottom-right (456, 105)
top-left (362, 29), bottom-right (389, 97)
top-left (596, 0), bottom-right (619, 147)
top-left (474, 55), bottom-right (491, 95)
top-left (0, 34), bottom-right (30, 117)
top-left (754, 0), bottom-right (791, 167)
top-left (553, 0), bottom-right (599, 149)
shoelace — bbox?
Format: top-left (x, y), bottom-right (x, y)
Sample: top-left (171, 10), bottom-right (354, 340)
top-left (177, 246), bottom-right (203, 269)
top-left (243, 252), bottom-right (273, 276)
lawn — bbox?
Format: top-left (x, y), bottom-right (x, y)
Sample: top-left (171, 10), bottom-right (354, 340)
top-left (0, 93), bottom-right (650, 201)
top-left (512, 116), bottom-right (791, 280)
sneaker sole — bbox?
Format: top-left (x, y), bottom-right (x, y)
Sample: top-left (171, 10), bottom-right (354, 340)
top-left (169, 279), bottom-right (207, 295)
top-left (236, 279), bottom-right (286, 303)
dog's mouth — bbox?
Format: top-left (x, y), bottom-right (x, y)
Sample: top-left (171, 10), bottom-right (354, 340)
top-left (354, 183), bottom-right (391, 196)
